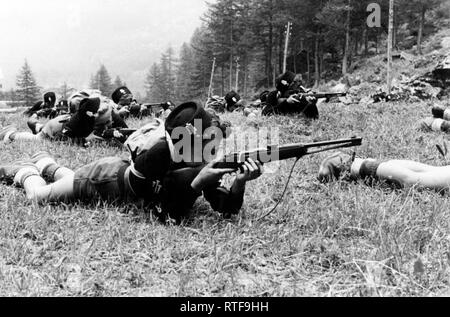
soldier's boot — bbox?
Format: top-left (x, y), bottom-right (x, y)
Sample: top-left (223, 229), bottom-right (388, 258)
top-left (419, 117), bottom-right (450, 133)
top-left (0, 125), bottom-right (17, 142)
top-left (27, 151), bottom-right (60, 182)
top-left (0, 161), bottom-right (40, 186)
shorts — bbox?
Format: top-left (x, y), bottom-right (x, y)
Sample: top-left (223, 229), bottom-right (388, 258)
top-left (73, 157), bottom-right (130, 202)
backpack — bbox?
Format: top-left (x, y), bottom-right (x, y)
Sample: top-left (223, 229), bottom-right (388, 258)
top-left (124, 118), bottom-right (172, 162)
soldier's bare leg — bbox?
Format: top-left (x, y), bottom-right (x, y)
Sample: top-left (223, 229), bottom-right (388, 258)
top-left (21, 173), bottom-right (75, 202)
top-left (319, 152), bottom-right (450, 191)
top-left (376, 162), bottom-right (450, 190)
top-left (18, 152), bottom-right (75, 202)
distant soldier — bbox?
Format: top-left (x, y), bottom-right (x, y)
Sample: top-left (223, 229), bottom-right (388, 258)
top-left (242, 91), bottom-right (270, 118)
top-left (1, 97), bottom-right (102, 146)
top-left (86, 95), bottom-right (129, 144)
top-left (68, 89), bottom-right (102, 113)
top-left (1, 96), bottom-right (129, 146)
top-left (55, 100), bottom-right (69, 114)
top-left (419, 104), bottom-right (450, 134)
top-left (68, 89), bottom-right (129, 143)
top-left (205, 95), bottom-right (226, 113)
top-left (111, 86), bottom-right (173, 119)
top-left (262, 71), bottom-right (319, 119)
top-left (24, 92), bottom-right (57, 118)
top-left (111, 86), bottom-right (144, 118)
top-left (224, 91), bottom-right (244, 112)
top-left (206, 91), bottom-right (244, 113)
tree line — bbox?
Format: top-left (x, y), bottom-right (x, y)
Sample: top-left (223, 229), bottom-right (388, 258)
top-left (3, 0), bottom-right (448, 107)
top-left (147, 0), bottom-right (449, 104)
top-left (1, 61), bottom-right (128, 107)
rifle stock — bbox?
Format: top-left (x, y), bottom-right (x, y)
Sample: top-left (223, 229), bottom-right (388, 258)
top-left (215, 137), bottom-right (362, 170)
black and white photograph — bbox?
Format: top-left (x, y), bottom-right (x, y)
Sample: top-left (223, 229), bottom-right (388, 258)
top-left (0, 0), bottom-right (450, 300)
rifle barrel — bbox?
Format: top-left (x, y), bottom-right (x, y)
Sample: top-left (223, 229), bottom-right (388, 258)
top-left (142, 102), bottom-right (171, 108)
top-left (303, 92), bottom-right (347, 98)
top-left (215, 137), bottom-right (362, 169)
top-left (119, 128), bottom-right (138, 136)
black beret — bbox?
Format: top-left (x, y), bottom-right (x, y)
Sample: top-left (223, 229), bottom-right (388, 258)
top-left (224, 91), bottom-right (241, 106)
top-left (275, 71), bottom-right (296, 92)
top-left (165, 102), bottom-right (213, 137)
top-left (58, 100), bottom-right (68, 108)
top-left (79, 97), bottom-right (100, 114)
top-left (112, 86), bottom-right (133, 104)
top-left (44, 92), bottom-right (56, 105)
top-left (259, 90), bottom-right (270, 103)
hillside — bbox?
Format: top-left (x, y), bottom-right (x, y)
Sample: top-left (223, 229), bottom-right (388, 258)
top-left (329, 22), bottom-right (450, 103)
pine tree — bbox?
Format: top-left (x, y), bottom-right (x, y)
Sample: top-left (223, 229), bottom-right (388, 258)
top-left (16, 60), bottom-right (40, 107)
top-left (175, 43), bottom-right (196, 102)
top-left (9, 89), bottom-right (18, 103)
top-left (175, 0), bottom-right (449, 96)
top-left (114, 75), bottom-right (124, 88)
top-left (145, 63), bottom-right (164, 101)
top-left (59, 82), bottom-right (76, 100)
top-left (90, 64), bottom-right (113, 96)
top-left (159, 46), bottom-right (177, 101)
top-left (189, 27), bottom-right (216, 101)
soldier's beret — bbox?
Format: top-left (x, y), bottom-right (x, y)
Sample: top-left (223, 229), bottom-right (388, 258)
top-left (44, 92), bottom-right (56, 105)
top-left (259, 90), bottom-right (270, 103)
top-left (112, 86), bottom-right (133, 104)
top-left (165, 102), bottom-right (213, 136)
top-left (275, 71), bottom-right (296, 92)
top-left (79, 97), bottom-right (100, 114)
top-left (224, 91), bottom-right (241, 107)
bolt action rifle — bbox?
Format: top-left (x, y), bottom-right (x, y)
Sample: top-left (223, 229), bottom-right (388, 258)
top-left (161, 137), bottom-right (363, 222)
top-left (213, 137), bottom-right (361, 170)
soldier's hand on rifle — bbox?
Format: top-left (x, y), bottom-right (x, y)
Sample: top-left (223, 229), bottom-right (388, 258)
top-left (113, 130), bottom-right (124, 139)
top-left (305, 95), bottom-right (317, 103)
top-left (191, 159), bottom-right (236, 193)
top-left (297, 94), bottom-right (316, 104)
top-left (118, 107), bottom-right (130, 117)
top-left (235, 158), bottom-right (264, 183)
top-left (287, 94), bottom-right (301, 104)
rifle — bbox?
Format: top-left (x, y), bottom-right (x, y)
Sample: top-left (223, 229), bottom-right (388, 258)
top-left (118, 128), bottom-right (138, 137)
top-left (300, 92), bottom-right (347, 99)
top-left (141, 101), bottom-right (173, 109)
top-left (214, 137), bottom-right (362, 170)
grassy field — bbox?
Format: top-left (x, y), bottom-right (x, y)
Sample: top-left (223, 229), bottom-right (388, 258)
top-left (1, 100), bottom-right (450, 297)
